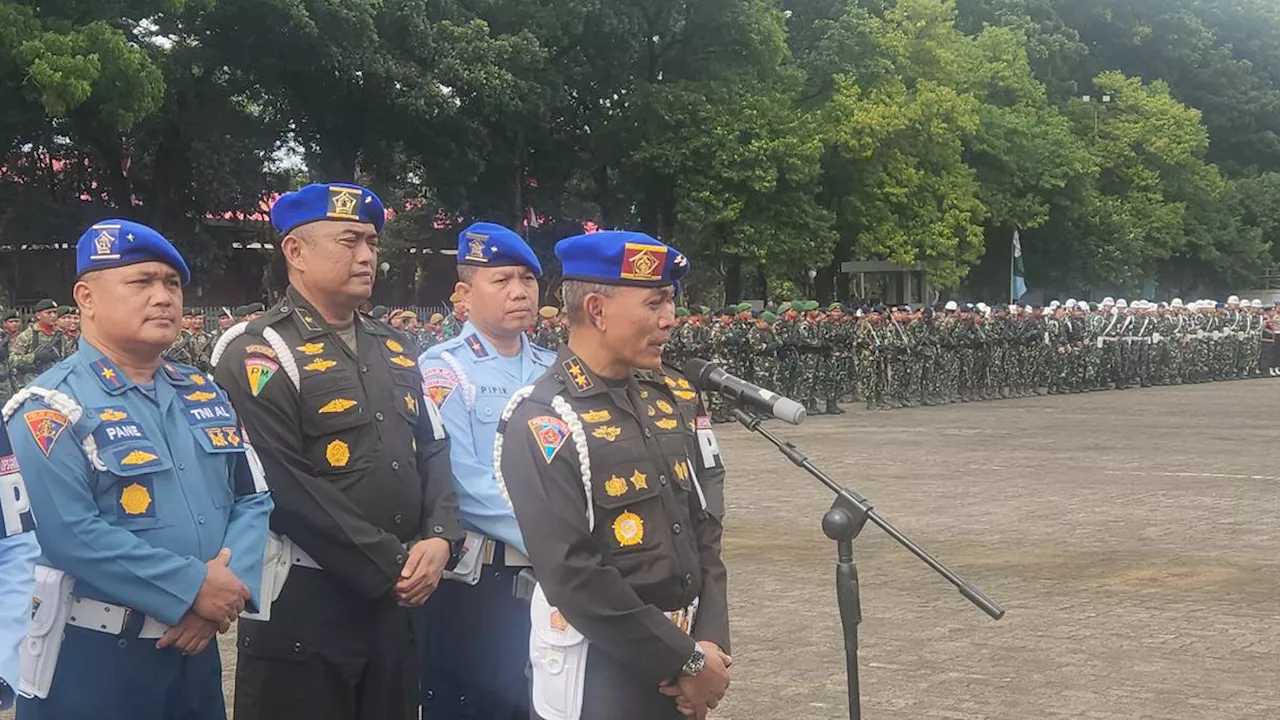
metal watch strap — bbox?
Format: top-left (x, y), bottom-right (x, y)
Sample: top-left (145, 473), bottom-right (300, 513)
top-left (681, 644), bottom-right (706, 677)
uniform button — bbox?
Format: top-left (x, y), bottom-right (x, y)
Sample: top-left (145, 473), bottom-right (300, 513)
top-left (292, 642), bottom-right (303, 654)
top-left (672, 523), bottom-right (682, 534)
top-left (376, 411), bottom-right (385, 421)
top-left (483, 407), bottom-right (493, 418)
top-left (396, 554), bottom-right (406, 564)
top-left (683, 573), bottom-right (692, 585)
top-left (394, 513), bottom-right (404, 524)
top-left (177, 462), bottom-right (186, 470)
top-left (659, 474), bottom-right (667, 485)
top-left (644, 429), bottom-right (652, 438)
top-left (117, 638), bottom-right (128, 648)
top-left (459, 695), bottom-right (468, 705)
top-left (425, 690), bottom-right (434, 701)
top-left (242, 637), bottom-right (251, 649)
top-left (197, 515), bottom-right (206, 524)
top-left (280, 305), bottom-right (290, 313)
top-left (391, 461), bottom-right (400, 470)
top-left (361, 365), bottom-right (369, 373)
top-left (432, 525), bottom-right (444, 534)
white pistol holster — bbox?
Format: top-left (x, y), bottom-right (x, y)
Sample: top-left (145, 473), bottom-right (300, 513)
top-left (19, 565), bottom-right (75, 699)
top-left (529, 583), bottom-right (589, 720)
top-left (240, 532), bottom-right (290, 622)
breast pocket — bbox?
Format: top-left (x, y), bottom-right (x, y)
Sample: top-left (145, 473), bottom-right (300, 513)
top-left (95, 443), bottom-right (175, 531)
top-left (299, 372), bottom-right (372, 475)
top-left (591, 460), bottom-right (666, 559)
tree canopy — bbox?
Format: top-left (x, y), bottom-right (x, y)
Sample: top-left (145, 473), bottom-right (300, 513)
top-left (4, 0), bottom-right (1280, 304)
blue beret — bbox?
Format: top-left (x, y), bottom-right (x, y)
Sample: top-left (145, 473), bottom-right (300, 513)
top-left (76, 219), bottom-right (190, 285)
top-left (457, 222), bottom-right (542, 276)
top-left (555, 230), bottom-right (690, 287)
top-left (270, 183), bottom-right (386, 235)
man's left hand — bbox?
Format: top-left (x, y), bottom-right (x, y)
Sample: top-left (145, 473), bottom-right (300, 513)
top-left (394, 537), bottom-right (451, 607)
top-left (156, 612), bottom-right (220, 655)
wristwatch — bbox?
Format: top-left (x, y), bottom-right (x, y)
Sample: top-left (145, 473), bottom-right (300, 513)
top-left (444, 537), bottom-right (465, 572)
top-left (680, 644), bottom-right (707, 677)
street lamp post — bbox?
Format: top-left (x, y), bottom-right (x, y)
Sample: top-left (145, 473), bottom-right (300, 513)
top-left (1082, 93), bottom-right (1111, 140)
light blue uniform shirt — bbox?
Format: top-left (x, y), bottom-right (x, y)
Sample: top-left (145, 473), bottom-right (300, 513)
top-left (4, 339), bottom-right (273, 626)
top-left (419, 322), bottom-right (555, 555)
top-left (0, 420), bottom-right (38, 707)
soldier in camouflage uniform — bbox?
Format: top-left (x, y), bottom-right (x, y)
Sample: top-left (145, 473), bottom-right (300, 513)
top-left (749, 310), bottom-right (781, 394)
top-left (441, 291), bottom-right (467, 340)
top-left (815, 304), bottom-right (847, 414)
top-left (9, 298), bottom-right (66, 391)
top-left (532, 305), bottom-right (563, 349)
top-left (0, 309), bottom-right (19, 404)
top-left (854, 306), bottom-right (889, 410)
top-left (167, 306), bottom-right (200, 365)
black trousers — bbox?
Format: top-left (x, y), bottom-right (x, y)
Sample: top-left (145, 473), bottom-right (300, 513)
top-left (233, 568), bottom-right (417, 720)
top-left (416, 562), bottom-right (531, 720)
top-left (532, 648), bottom-right (683, 720)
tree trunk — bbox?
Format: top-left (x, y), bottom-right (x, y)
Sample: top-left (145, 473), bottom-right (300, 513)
top-left (724, 255), bottom-right (742, 304)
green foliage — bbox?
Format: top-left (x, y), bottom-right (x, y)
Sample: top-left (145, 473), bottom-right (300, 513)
top-left (4, 0), bottom-right (1280, 304)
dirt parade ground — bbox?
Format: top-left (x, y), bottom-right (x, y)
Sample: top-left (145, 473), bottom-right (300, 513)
top-left (8, 380), bottom-right (1277, 720)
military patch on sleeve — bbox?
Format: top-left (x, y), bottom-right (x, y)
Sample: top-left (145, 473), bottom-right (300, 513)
top-left (244, 344), bottom-right (278, 360)
top-left (244, 356), bottom-right (279, 397)
top-left (24, 410), bottom-right (68, 457)
top-left (422, 366), bottom-right (459, 408)
top-left (528, 416), bottom-right (570, 464)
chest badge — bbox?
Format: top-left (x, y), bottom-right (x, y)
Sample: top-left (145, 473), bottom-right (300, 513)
top-left (655, 399), bottom-right (674, 414)
top-left (605, 475), bottom-right (628, 497)
top-left (390, 355), bottom-right (416, 368)
top-left (386, 339), bottom-right (404, 353)
top-left (404, 393), bottom-right (419, 415)
top-left (297, 342), bottom-right (325, 356)
top-left (119, 482), bottom-right (153, 516)
top-left (613, 511), bottom-right (644, 547)
top-left (120, 449), bottom-right (159, 466)
top-left (591, 425), bottom-right (621, 442)
top-left (326, 439), bottom-right (351, 467)
top-left (319, 398), bottom-right (358, 414)
top-left (304, 358), bottom-right (337, 373)
top-left (99, 408), bottom-right (128, 422)
top-left (654, 418), bottom-right (678, 430)
top-left (630, 471), bottom-right (648, 491)
top-left (580, 409), bottom-right (611, 423)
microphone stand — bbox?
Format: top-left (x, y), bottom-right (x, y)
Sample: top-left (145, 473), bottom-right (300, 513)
top-left (731, 408), bottom-right (1005, 720)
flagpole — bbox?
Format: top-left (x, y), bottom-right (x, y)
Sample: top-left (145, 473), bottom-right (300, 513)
top-left (1010, 228), bottom-right (1015, 304)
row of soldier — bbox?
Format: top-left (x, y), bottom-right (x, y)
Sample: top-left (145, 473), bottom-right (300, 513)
top-left (520, 296), bottom-right (1280, 417)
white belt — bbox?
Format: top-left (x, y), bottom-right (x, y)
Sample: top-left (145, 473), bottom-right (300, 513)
top-left (67, 596), bottom-right (168, 639)
top-left (290, 543), bottom-right (323, 571)
top-left (481, 539), bottom-right (532, 567)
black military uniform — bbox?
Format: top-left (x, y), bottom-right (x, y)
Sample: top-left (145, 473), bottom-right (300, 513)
top-left (215, 286), bottom-right (464, 720)
top-left (501, 349), bottom-right (729, 718)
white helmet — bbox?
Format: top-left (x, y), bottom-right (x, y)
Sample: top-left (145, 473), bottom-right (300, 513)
top-left (1252, 299), bottom-right (1263, 308)
top-left (944, 300), bottom-right (958, 311)
top-left (1102, 297), bottom-right (1115, 306)
top-left (1116, 298), bottom-right (1128, 309)
top-left (1050, 300), bottom-right (1061, 309)
top-left (976, 302), bottom-right (988, 312)
top-left (1171, 298), bottom-right (1183, 308)
top-left (1228, 295), bottom-right (1240, 306)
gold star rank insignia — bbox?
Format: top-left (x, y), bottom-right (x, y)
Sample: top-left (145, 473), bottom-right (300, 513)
top-left (674, 460), bottom-right (689, 482)
top-left (404, 393), bottom-right (418, 415)
top-left (630, 470), bottom-right (648, 491)
top-left (562, 358), bottom-right (593, 391)
top-left (604, 475), bottom-right (628, 497)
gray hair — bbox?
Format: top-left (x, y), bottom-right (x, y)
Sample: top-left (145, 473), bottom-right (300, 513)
top-left (562, 280), bottom-right (616, 325)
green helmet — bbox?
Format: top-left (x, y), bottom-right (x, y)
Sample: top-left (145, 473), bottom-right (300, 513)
top-left (675, 307), bottom-right (690, 317)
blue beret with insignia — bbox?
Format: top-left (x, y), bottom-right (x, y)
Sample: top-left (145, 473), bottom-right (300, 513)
top-left (555, 230), bottom-right (690, 287)
top-left (457, 222), bottom-right (542, 276)
top-left (270, 183), bottom-right (386, 235)
top-left (76, 219), bottom-right (191, 286)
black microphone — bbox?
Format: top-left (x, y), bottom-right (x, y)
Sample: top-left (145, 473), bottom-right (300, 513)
top-left (683, 359), bottom-right (806, 425)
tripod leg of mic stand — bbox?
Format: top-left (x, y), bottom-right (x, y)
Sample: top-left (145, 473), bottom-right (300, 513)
top-left (836, 537), bottom-right (862, 720)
